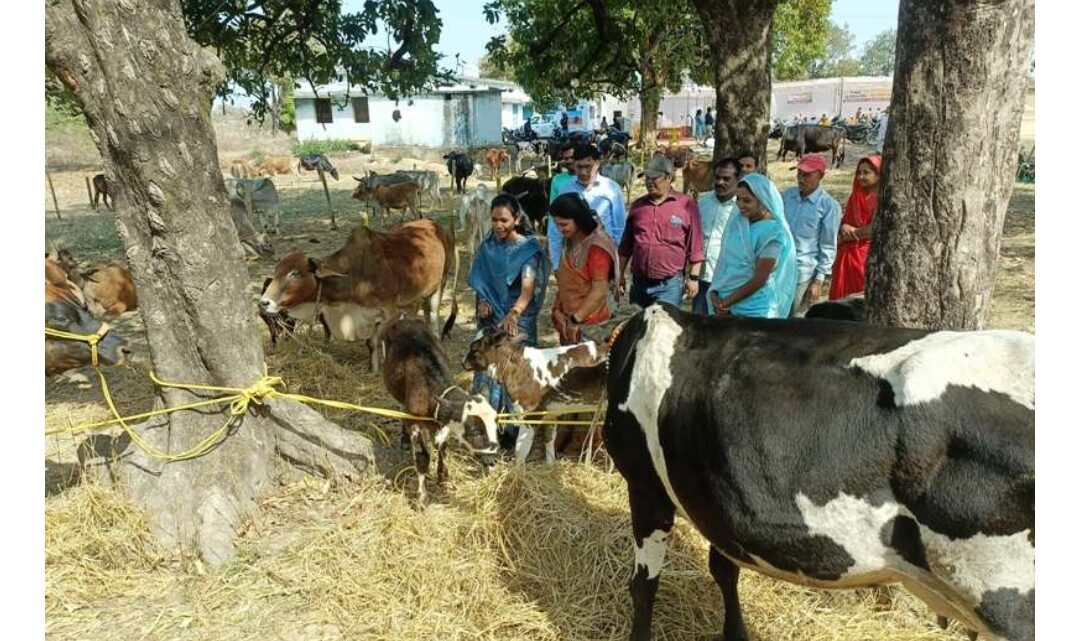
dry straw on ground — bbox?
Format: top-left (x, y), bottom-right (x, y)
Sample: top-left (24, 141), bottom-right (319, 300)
top-left (46, 450), bottom-right (971, 640)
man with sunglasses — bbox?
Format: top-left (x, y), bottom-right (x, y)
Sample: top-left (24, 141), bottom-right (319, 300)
top-left (617, 155), bottom-right (704, 307)
top-left (546, 143), bottom-right (627, 266)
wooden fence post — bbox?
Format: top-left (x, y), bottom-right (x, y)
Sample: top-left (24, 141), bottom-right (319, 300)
top-left (317, 166), bottom-right (336, 229)
top-left (84, 175), bottom-right (95, 210)
top-left (47, 172), bottom-right (62, 221)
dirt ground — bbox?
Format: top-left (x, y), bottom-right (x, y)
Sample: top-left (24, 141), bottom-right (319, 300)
top-left (43, 114), bottom-right (1034, 641)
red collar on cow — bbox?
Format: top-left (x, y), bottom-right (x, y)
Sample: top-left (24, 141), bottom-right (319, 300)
top-left (608, 319), bottom-right (630, 348)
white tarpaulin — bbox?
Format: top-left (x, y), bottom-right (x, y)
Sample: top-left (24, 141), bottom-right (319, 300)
top-left (771, 76), bottom-right (893, 122)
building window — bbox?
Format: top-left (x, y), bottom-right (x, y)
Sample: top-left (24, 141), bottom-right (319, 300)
top-left (315, 99), bottom-right (333, 124)
top-left (512, 104), bottom-right (519, 116)
top-left (352, 97), bottom-right (370, 123)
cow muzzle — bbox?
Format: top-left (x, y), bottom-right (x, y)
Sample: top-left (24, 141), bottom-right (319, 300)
top-left (259, 297), bottom-right (280, 314)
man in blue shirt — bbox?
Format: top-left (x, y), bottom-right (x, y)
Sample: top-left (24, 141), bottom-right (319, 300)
top-left (547, 143), bottom-right (627, 266)
top-left (780, 154), bottom-right (842, 317)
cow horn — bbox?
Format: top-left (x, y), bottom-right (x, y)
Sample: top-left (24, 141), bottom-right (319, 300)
top-left (353, 175), bottom-right (362, 181)
top-left (513, 190), bottom-right (528, 200)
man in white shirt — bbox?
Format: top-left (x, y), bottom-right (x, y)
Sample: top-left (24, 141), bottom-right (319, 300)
top-left (692, 158), bottom-right (741, 314)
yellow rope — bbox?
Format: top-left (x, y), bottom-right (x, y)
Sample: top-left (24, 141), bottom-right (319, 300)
top-left (45, 328), bottom-right (607, 461)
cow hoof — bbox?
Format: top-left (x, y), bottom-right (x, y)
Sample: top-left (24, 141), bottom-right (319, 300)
top-left (937, 616), bottom-right (949, 630)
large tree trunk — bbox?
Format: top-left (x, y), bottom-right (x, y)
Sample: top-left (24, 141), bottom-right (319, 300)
top-left (691, 0), bottom-right (779, 167)
top-left (865, 0), bottom-right (1034, 329)
top-left (635, 75), bottom-right (660, 153)
top-left (45, 0), bottom-right (374, 565)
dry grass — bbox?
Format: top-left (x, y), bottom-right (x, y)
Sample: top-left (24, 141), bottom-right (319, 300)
top-left (45, 462), bottom-right (972, 641)
top-left (44, 112), bottom-right (1031, 641)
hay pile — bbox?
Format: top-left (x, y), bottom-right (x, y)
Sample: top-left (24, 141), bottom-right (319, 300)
top-left (46, 453), bottom-right (969, 641)
top-left (43, 266), bottom-right (966, 641)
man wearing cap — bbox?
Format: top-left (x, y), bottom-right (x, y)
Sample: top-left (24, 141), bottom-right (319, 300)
top-left (781, 153), bottom-right (842, 317)
top-left (547, 143), bottom-right (627, 266)
top-left (617, 155), bottom-right (704, 307)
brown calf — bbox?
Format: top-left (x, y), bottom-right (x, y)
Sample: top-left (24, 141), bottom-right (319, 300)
top-left (91, 174), bottom-right (112, 210)
top-left (259, 219), bottom-right (459, 373)
top-left (229, 159), bottom-right (257, 179)
top-left (462, 328), bottom-right (609, 465)
top-left (256, 155), bottom-right (296, 177)
top-left (351, 178), bottom-right (421, 221)
top-left (53, 249), bottom-right (138, 317)
top-left (379, 316), bottom-right (499, 504)
top-left (485, 147), bottom-right (510, 178)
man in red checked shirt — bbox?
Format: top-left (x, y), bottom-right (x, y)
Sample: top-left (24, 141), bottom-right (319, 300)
top-left (617, 155), bottom-right (704, 308)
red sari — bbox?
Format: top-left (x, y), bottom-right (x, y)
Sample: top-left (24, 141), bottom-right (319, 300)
top-left (830, 155), bottom-right (882, 300)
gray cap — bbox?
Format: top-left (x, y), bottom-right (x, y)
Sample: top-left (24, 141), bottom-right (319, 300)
top-left (638, 155), bottom-right (675, 179)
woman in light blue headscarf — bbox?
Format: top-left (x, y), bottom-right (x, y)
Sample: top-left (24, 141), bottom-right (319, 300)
top-left (706, 172), bottom-right (798, 318)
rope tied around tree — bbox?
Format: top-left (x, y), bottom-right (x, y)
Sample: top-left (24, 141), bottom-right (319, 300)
top-left (45, 328), bottom-right (606, 462)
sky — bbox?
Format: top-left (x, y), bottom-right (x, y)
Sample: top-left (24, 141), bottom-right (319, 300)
top-left (346, 0), bottom-right (901, 73)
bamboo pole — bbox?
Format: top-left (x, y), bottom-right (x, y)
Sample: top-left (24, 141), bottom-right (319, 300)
top-left (47, 172), bottom-right (62, 220)
top-left (317, 166), bottom-right (336, 229)
top-left (84, 175), bottom-right (95, 210)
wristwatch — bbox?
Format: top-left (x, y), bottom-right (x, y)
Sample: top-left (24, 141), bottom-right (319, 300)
top-left (688, 274), bottom-right (700, 282)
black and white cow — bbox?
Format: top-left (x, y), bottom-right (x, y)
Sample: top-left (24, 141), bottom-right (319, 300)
top-left (604, 303), bottom-right (1034, 641)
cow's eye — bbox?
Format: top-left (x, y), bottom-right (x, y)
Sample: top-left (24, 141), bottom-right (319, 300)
top-left (287, 269), bottom-right (300, 279)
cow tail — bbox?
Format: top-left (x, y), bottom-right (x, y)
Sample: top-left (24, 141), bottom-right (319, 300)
top-left (441, 226), bottom-right (460, 340)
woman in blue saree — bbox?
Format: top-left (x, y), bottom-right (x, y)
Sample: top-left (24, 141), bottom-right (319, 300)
top-left (707, 173), bottom-right (798, 318)
top-left (468, 194), bottom-right (550, 447)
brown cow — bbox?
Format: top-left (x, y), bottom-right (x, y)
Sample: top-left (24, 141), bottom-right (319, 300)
top-left (46, 258), bottom-right (129, 375)
top-left (379, 316), bottom-right (499, 504)
top-left (681, 157), bottom-right (714, 196)
top-left (52, 249), bottom-right (138, 317)
top-left (45, 257), bottom-right (85, 307)
top-left (229, 159), bottom-right (257, 179)
top-left (91, 174), bottom-right (112, 211)
top-left (351, 177), bottom-right (421, 221)
top-left (658, 145), bottom-right (693, 169)
top-left (485, 147), bottom-right (510, 179)
top-left (256, 155), bottom-right (297, 177)
top-left (259, 218), bottom-right (459, 373)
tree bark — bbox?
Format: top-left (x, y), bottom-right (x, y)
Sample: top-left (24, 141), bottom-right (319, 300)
top-left (637, 57), bottom-right (661, 154)
top-left (691, 0), bottom-right (779, 167)
top-left (45, 0), bottom-right (373, 565)
top-left (865, 0), bottom-right (1034, 329)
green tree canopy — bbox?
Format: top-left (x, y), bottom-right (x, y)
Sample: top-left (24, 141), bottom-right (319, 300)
top-left (482, 0), bottom-right (703, 112)
top-left (771, 0), bottom-right (833, 81)
top-left (48, 1), bottom-right (453, 121)
top-left (808, 21), bottom-right (862, 78)
top-left (859, 28), bottom-right (897, 76)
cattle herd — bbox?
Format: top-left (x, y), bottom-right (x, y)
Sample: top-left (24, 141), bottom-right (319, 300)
top-left (46, 144), bottom-right (1035, 641)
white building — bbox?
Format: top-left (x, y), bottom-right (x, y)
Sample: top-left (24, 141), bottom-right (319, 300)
top-left (770, 76), bottom-right (893, 122)
top-left (594, 76), bottom-right (893, 130)
top-left (294, 77), bottom-right (531, 149)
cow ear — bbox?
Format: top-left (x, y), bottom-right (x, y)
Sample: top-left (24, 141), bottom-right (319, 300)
top-left (310, 258), bottom-right (346, 280)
